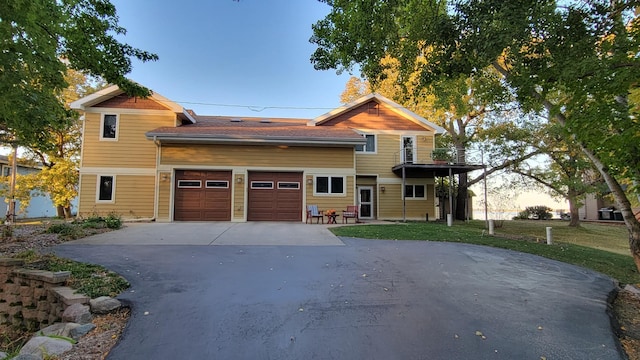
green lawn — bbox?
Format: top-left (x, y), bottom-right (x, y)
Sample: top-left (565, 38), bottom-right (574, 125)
top-left (330, 220), bottom-right (639, 285)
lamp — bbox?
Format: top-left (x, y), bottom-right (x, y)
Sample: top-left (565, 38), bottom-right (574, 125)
top-left (160, 173), bottom-right (169, 182)
top-left (307, 178), bottom-right (313, 185)
top-left (236, 176), bottom-right (243, 184)
top-left (380, 186), bottom-right (385, 192)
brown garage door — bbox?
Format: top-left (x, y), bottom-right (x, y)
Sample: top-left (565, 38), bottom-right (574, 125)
top-left (247, 172), bottom-right (302, 221)
top-left (174, 170), bottom-right (231, 221)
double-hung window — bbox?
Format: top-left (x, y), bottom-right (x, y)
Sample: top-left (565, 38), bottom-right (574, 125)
top-left (315, 176), bottom-right (345, 195)
top-left (355, 134), bottom-right (376, 153)
top-left (101, 114), bottom-right (118, 140)
top-left (404, 184), bottom-right (426, 199)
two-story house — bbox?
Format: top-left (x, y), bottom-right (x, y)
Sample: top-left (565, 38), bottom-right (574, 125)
top-left (71, 85), bottom-right (480, 222)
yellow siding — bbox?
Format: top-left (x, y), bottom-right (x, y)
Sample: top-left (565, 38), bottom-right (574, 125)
top-left (157, 172), bottom-right (172, 221)
top-left (305, 176), bottom-right (355, 216)
top-left (79, 174), bottom-right (155, 219)
top-left (356, 134), bottom-right (435, 176)
top-left (378, 183), bottom-right (435, 220)
top-left (82, 112), bottom-right (175, 168)
top-left (161, 144), bottom-right (354, 168)
top-left (234, 174), bottom-right (245, 220)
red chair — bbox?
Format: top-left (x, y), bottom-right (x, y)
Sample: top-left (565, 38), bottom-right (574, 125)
top-left (342, 205), bottom-right (359, 223)
top-left (306, 205), bottom-right (324, 224)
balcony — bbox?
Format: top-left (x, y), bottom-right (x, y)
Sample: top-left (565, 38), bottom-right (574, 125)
top-left (392, 148), bottom-right (485, 178)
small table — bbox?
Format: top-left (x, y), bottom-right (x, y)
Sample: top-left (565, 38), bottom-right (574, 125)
top-left (326, 214), bottom-right (339, 224)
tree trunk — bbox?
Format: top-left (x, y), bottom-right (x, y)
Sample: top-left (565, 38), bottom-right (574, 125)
top-left (56, 205), bottom-right (65, 218)
top-left (456, 172), bottom-right (468, 220)
top-left (580, 145), bottom-right (640, 272)
top-left (63, 206), bottom-right (71, 219)
top-left (567, 190), bottom-right (580, 227)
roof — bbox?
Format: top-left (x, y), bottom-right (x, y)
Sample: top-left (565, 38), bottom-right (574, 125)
top-left (69, 85), bottom-right (196, 124)
top-left (146, 116), bottom-right (367, 147)
top-left (309, 93), bottom-right (446, 134)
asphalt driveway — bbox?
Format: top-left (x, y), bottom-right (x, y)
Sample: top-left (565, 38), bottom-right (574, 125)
top-left (54, 224), bottom-right (623, 360)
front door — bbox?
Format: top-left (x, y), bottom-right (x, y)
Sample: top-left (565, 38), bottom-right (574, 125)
top-left (358, 186), bottom-right (373, 219)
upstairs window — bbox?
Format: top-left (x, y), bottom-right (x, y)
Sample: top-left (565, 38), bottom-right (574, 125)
top-left (355, 134), bottom-right (376, 153)
top-left (101, 114), bottom-right (118, 140)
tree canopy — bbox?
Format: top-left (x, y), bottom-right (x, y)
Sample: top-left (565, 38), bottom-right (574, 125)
top-left (0, 0), bottom-right (157, 145)
top-left (311, 0), bottom-right (640, 269)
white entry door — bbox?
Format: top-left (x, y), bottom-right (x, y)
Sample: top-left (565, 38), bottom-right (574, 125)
top-left (358, 186), bottom-right (373, 219)
top-left (401, 136), bottom-right (415, 163)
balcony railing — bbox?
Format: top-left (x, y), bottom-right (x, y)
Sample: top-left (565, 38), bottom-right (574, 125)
top-left (394, 147), bottom-right (465, 165)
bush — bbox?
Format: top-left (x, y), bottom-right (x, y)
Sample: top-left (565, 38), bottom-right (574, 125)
top-left (46, 223), bottom-right (82, 239)
top-left (104, 213), bottom-right (122, 229)
top-left (514, 205), bottom-right (553, 220)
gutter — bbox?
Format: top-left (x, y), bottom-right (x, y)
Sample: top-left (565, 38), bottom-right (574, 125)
top-left (144, 134), bottom-right (366, 147)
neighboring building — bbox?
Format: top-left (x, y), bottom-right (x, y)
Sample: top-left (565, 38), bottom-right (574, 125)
top-left (70, 85), bottom-right (482, 222)
top-left (0, 155), bottom-right (60, 219)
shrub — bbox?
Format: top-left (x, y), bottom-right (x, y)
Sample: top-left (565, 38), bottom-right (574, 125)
top-left (46, 223), bottom-right (81, 238)
top-left (514, 206), bottom-right (553, 220)
top-left (104, 213), bottom-right (122, 229)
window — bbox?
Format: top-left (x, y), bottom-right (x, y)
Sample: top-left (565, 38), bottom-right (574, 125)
top-left (355, 134), bottom-right (376, 153)
top-left (315, 176), bottom-right (345, 195)
top-left (2, 166), bottom-right (11, 177)
top-left (401, 136), bottom-right (415, 163)
top-left (251, 181), bottom-right (274, 189)
top-left (177, 180), bottom-right (202, 188)
top-left (278, 182), bottom-right (300, 190)
top-left (97, 175), bottom-right (115, 202)
top-left (205, 180), bottom-right (229, 188)
top-left (404, 184), bottom-right (426, 199)
top-left (101, 114), bottom-right (118, 140)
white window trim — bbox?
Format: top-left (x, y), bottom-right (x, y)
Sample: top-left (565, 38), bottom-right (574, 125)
top-left (277, 181), bottom-right (300, 190)
top-left (205, 180), bottom-right (229, 189)
top-left (400, 135), bottom-right (417, 163)
top-left (96, 175), bottom-right (116, 203)
top-left (313, 175), bottom-right (347, 196)
top-left (355, 134), bottom-right (377, 154)
top-left (403, 184), bottom-right (427, 200)
top-left (250, 181), bottom-right (274, 189)
top-left (99, 113), bottom-right (120, 141)
top-left (177, 180), bottom-right (202, 188)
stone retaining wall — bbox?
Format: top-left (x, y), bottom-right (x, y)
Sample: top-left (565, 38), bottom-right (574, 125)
top-left (0, 258), bottom-right (89, 332)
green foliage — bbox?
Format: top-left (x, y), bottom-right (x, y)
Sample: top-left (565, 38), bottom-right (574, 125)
top-left (0, 1), bottom-right (157, 145)
top-left (514, 206), bottom-right (554, 220)
top-left (104, 213), bottom-right (122, 229)
top-left (46, 223), bottom-right (82, 239)
top-left (29, 254), bottom-right (129, 298)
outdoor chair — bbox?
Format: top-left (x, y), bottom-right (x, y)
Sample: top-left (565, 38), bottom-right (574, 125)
top-left (306, 205), bottom-right (324, 224)
top-left (342, 205), bottom-right (359, 224)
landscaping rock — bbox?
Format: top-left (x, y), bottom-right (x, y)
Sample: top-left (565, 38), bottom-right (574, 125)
top-left (0, 351), bottom-right (7, 360)
top-left (624, 284), bottom-right (640, 299)
top-left (39, 322), bottom-right (80, 338)
top-left (90, 296), bottom-right (122, 314)
top-left (69, 323), bottom-right (96, 340)
top-left (62, 303), bottom-right (92, 324)
top-left (12, 354), bottom-right (41, 360)
top-left (19, 336), bottom-right (73, 358)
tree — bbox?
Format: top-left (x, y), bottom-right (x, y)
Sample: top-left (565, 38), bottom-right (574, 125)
top-left (310, 0), bottom-right (640, 271)
top-left (0, 0), bottom-right (158, 146)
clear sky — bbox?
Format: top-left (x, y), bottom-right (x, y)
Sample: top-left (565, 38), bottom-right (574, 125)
top-left (109, 0), bottom-right (354, 119)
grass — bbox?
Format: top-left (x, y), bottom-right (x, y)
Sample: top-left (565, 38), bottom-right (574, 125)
top-left (331, 220), bottom-right (640, 285)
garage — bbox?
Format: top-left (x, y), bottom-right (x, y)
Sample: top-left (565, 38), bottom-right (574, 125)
top-left (247, 172), bottom-right (303, 221)
top-left (174, 170), bottom-right (232, 221)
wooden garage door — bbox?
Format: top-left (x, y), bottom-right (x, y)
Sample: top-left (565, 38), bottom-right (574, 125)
top-left (247, 172), bottom-right (302, 221)
top-left (174, 170), bottom-right (231, 221)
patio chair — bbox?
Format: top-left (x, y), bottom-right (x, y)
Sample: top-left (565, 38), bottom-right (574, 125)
top-left (306, 205), bottom-right (324, 224)
top-left (342, 205), bottom-right (359, 224)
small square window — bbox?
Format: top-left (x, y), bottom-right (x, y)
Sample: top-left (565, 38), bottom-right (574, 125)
top-left (98, 175), bottom-right (114, 202)
top-left (101, 114), bottom-right (118, 140)
top-left (356, 134), bottom-right (376, 153)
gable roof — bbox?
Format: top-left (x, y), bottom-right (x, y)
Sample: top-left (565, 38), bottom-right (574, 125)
top-left (309, 93), bottom-right (446, 134)
top-left (146, 116), bottom-right (367, 147)
top-left (69, 85), bottom-right (196, 124)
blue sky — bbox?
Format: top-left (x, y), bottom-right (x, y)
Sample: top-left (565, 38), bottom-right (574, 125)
top-left (109, 0), bottom-right (354, 119)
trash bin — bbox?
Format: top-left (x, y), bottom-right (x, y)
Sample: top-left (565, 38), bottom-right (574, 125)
top-left (613, 211), bottom-right (623, 221)
top-left (599, 208), bottom-right (614, 220)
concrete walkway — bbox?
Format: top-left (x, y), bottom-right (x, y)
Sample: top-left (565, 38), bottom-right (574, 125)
top-left (68, 222), bottom-right (345, 246)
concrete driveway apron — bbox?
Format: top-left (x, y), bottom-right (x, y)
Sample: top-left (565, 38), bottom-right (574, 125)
top-left (55, 225), bottom-right (623, 360)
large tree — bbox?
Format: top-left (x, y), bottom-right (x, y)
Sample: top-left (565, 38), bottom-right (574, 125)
top-left (310, 0), bottom-right (640, 270)
top-left (0, 0), bottom-right (157, 145)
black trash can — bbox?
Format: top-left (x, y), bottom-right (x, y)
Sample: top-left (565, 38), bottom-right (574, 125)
top-left (613, 211), bottom-right (623, 221)
top-left (599, 208), bottom-right (613, 220)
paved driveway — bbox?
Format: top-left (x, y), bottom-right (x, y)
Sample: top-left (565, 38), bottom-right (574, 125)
top-left (54, 224), bottom-right (623, 360)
